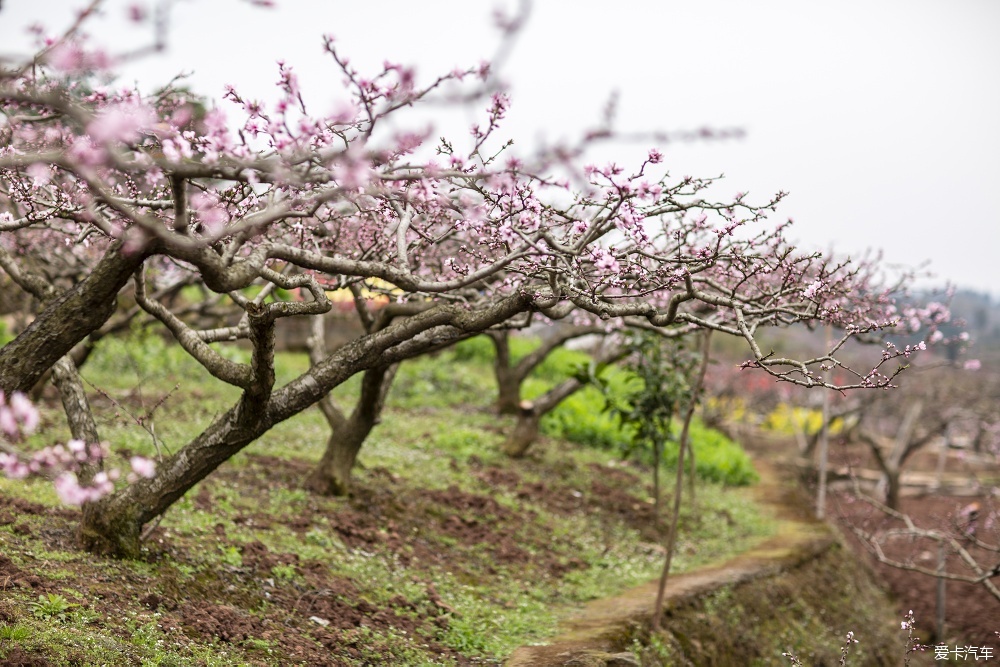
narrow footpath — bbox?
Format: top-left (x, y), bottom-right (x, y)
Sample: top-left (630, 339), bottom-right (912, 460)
top-left (505, 459), bottom-right (835, 666)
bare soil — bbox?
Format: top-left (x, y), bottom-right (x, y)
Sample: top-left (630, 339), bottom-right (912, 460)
top-left (0, 448), bottom-right (665, 666)
top-left (823, 437), bottom-right (1000, 648)
top-left (770, 431), bottom-right (1000, 649)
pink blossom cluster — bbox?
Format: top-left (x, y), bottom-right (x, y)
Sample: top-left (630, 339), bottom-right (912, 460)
top-left (0, 440), bottom-right (157, 506)
top-left (0, 392), bottom-right (155, 505)
top-left (0, 391), bottom-right (39, 440)
top-left (0, 17), bottom-right (965, 407)
top-left (898, 301), bottom-right (951, 333)
top-left (881, 339), bottom-right (926, 361)
top-left (0, 36), bottom-right (826, 314)
top-left (46, 42), bottom-right (112, 75)
top-left (802, 280), bottom-right (823, 300)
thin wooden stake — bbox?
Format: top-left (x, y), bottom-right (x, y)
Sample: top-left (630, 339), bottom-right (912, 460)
top-left (817, 323), bottom-right (832, 519)
top-left (651, 330), bottom-right (711, 633)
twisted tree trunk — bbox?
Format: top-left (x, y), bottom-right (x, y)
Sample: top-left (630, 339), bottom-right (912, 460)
top-left (488, 327), bottom-right (603, 416)
top-left (502, 346), bottom-right (626, 457)
top-left (305, 364), bottom-right (398, 496)
top-left (0, 242), bottom-right (146, 393)
top-left (79, 294), bottom-right (531, 556)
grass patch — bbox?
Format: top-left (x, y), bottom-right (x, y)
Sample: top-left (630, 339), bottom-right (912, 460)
top-left (0, 330), bottom-right (775, 665)
top-left (457, 334), bottom-right (758, 486)
top-left (627, 544), bottom-right (903, 665)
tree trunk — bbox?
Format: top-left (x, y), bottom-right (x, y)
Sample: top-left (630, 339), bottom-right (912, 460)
top-left (503, 411), bottom-right (541, 458)
top-left (489, 331), bottom-right (521, 415)
top-left (78, 400), bottom-right (265, 557)
top-left (305, 427), bottom-right (368, 496)
top-left (489, 327), bottom-right (605, 416)
top-left (78, 498), bottom-right (146, 559)
top-left (499, 345), bottom-right (627, 458)
top-left (885, 469), bottom-right (902, 511)
top-left (687, 435), bottom-right (697, 506)
top-left (0, 242), bottom-right (146, 393)
top-left (651, 328), bottom-right (711, 633)
top-left (77, 294), bottom-right (533, 556)
top-left (305, 365), bottom-right (397, 496)
top-left (495, 371), bottom-right (522, 415)
top-left (652, 434), bottom-right (662, 518)
top-left (80, 302), bottom-right (278, 557)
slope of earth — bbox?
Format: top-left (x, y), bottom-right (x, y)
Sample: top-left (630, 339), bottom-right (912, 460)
top-left (822, 437), bottom-right (1000, 648)
top-left (0, 337), bottom-right (775, 666)
top-left (505, 459), bottom-right (911, 667)
top-left (764, 410), bottom-right (1000, 649)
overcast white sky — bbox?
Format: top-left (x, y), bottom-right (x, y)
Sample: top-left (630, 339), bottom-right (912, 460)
top-left (3, 0), bottom-right (999, 297)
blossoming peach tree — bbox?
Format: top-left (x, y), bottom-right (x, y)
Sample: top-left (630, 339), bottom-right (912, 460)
top-left (0, 10), bottom-right (932, 557)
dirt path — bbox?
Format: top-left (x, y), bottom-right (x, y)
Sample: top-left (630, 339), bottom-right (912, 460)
top-left (505, 459), bottom-right (834, 666)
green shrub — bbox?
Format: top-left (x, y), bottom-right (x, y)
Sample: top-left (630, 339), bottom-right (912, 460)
top-left (535, 353), bottom-right (755, 486)
top-left (540, 383), bottom-right (631, 449)
top-left (356, 331), bottom-right (756, 486)
top-left (663, 418), bottom-right (757, 486)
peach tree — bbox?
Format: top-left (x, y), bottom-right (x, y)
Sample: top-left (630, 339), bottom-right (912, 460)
top-left (0, 16), bottom-right (922, 556)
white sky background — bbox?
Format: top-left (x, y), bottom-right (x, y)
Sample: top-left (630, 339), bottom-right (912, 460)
top-left (3, 0), bottom-right (998, 297)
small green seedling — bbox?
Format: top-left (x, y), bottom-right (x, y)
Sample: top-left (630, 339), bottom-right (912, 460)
top-left (0, 624), bottom-right (31, 641)
top-left (28, 593), bottom-right (78, 621)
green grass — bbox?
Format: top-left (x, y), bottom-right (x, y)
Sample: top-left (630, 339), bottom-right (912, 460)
top-left (452, 335), bottom-right (758, 486)
top-left (627, 543), bottom-right (904, 665)
top-left (0, 329), bottom-right (776, 665)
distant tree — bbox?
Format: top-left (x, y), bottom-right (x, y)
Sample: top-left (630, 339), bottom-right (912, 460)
top-left (302, 291), bottom-right (455, 496)
top-left (488, 326), bottom-right (604, 417)
top-left (500, 334), bottom-right (627, 458)
top-left (852, 362), bottom-right (998, 510)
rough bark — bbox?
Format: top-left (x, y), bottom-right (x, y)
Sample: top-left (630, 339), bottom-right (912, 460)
top-left (0, 241), bottom-right (146, 393)
top-left (501, 345), bottom-right (627, 457)
top-left (80, 298), bottom-right (277, 557)
top-left (79, 294), bottom-right (531, 556)
top-left (28, 278), bottom-right (195, 399)
top-left (51, 356), bottom-right (102, 484)
top-left (78, 395), bottom-right (268, 556)
top-left (1, 248), bottom-right (105, 484)
top-left (488, 327), bottom-right (604, 416)
top-left (305, 364), bottom-right (398, 496)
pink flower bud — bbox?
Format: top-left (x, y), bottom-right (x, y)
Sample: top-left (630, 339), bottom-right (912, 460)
top-left (130, 456), bottom-right (156, 478)
top-left (9, 393), bottom-right (39, 433)
top-left (0, 408), bottom-right (17, 438)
